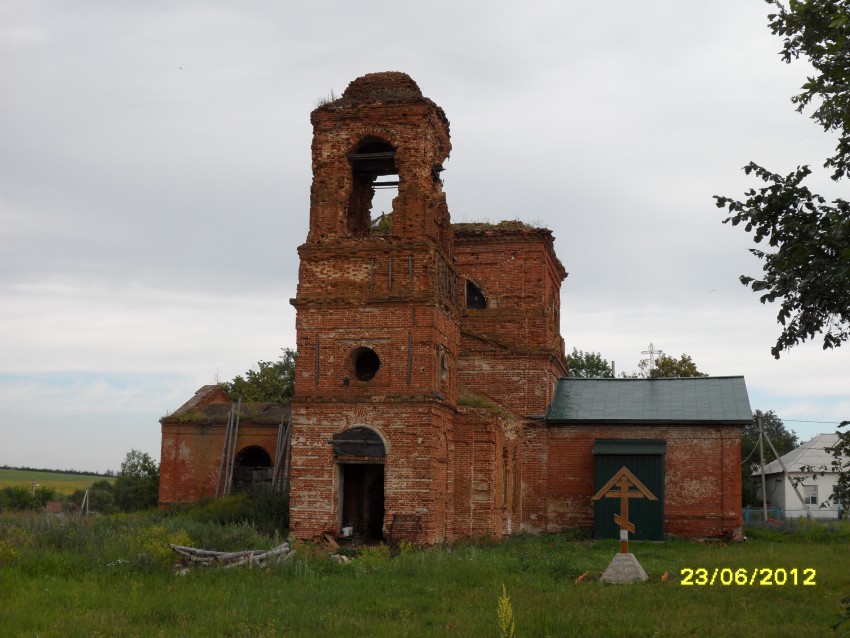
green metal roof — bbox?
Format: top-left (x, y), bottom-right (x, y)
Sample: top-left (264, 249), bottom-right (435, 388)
top-left (546, 376), bottom-right (752, 425)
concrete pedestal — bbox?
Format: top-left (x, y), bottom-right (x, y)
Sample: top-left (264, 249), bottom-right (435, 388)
top-left (600, 553), bottom-right (648, 583)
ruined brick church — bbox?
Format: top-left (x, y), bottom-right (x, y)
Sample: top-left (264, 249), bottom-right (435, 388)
top-left (160, 72), bottom-right (749, 543)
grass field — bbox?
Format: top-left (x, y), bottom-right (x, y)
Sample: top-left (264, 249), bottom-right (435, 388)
top-left (1, 511), bottom-right (848, 637)
top-left (0, 468), bottom-right (114, 495)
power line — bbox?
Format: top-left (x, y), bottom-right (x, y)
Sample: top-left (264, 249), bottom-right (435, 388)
top-left (741, 439), bottom-right (760, 465)
top-left (783, 419), bottom-right (843, 424)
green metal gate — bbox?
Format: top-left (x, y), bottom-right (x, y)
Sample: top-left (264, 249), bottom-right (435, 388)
top-left (593, 440), bottom-right (665, 541)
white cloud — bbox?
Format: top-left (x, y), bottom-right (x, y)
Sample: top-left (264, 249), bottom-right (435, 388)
top-left (1, 0), bottom-right (847, 470)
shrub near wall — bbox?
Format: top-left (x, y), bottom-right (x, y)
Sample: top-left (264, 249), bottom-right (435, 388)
top-left (0, 486), bottom-right (56, 511)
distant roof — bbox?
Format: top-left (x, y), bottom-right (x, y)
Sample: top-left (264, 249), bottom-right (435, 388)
top-left (173, 385), bottom-right (230, 413)
top-left (162, 385), bottom-right (290, 425)
top-left (546, 377), bottom-right (752, 425)
top-left (760, 433), bottom-right (843, 475)
top-left (162, 402), bottom-right (291, 425)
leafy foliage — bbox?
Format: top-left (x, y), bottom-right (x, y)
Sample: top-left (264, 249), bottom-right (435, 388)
top-left (645, 353), bottom-right (707, 378)
top-left (0, 485), bottom-right (56, 511)
top-left (623, 352), bottom-right (707, 378)
top-left (113, 450), bottom-right (159, 512)
top-left (716, 163), bottom-right (850, 358)
top-left (766, 0), bottom-right (850, 181)
top-left (714, 0), bottom-right (850, 358)
top-left (744, 410), bottom-right (799, 465)
top-left (221, 348), bottom-right (297, 402)
top-left (741, 410), bottom-right (799, 506)
top-left (70, 480), bottom-right (116, 514)
top-left (715, 0), bottom-right (850, 517)
top-left (180, 490), bottom-right (290, 536)
top-left (566, 348), bottom-right (614, 378)
top-left (827, 420), bottom-right (850, 511)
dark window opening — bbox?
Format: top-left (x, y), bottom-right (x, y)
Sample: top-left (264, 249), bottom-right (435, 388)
top-left (438, 344), bottom-right (448, 381)
top-left (466, 280), bottom-right (487, 309)
top-left (347, 138), bottom-right (398, 235)
top-left (352, 347), bottom-right (381, 381)
top-left (233, 446), bottom-right (273, 494)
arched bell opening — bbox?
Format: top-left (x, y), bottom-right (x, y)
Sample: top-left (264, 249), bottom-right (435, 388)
top-left (346, 137), bottom-right (399, 236)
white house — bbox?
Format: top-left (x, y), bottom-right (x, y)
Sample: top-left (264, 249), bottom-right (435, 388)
top-left (754, 433), bottom-right (846, 520)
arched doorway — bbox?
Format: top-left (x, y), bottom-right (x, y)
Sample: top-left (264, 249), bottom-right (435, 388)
top-left (332, 427), bottom-right (386, 540)
top-left (233, 445), bottom-right (273, 494)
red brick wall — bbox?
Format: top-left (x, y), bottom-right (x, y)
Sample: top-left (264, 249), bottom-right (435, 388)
top-left (454, 228), bottom-right (567, 415)
top-left (288, 401), bottom-right (454, 543)
top-left (293, 298), bottom-right (461, 406)
top-left (520, 420), bottom-right (549, 533)
top-left (539, 424), bottom-right (743, 538)
top-left (290, 73), bottom-right (463, 543)
top-left (449, 408), bottom-right (523, 540)
top-left (307, 73), bottom-right (452, 250)
top-left (159, 420), bottom-right (280, 505)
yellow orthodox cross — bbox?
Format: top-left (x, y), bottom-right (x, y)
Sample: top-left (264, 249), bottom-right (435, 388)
top-left (591, 466), bottom-right (657, 553)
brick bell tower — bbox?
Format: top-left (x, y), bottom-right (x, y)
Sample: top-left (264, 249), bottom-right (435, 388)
top-left (289, 72), bottom-right (460, 543)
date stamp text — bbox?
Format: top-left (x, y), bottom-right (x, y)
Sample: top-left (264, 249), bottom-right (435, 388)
top-left (680, 567), bottom-right (816, 586)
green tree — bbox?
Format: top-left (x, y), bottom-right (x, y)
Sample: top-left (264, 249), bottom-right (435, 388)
top-left (714, 0), bottom-right (849, 513)
top-left (715, 0), bottom-right (850, 358)
top-left (566, 348), bottom-right (614, 378)
top-left (645, 353), bottom-right (707, 378)
top-left (71, 480), bottom-right (116, 513)
top-left (221, 348), bottom-right (297, 402)
top-left (32, 486), bottom-right (56, 509)
top-left (827, 432), bottom-right (850, 512)
top-left (0, 485), bottom-right (56, 510)
top-left (113, 450), bottom-right (159, 512)
top-left (623, 351), bottom-right (707, 378)
top-left (741, 410), bottom-right (798, 506)
top-left (0, 486), bottom-right (34, 510)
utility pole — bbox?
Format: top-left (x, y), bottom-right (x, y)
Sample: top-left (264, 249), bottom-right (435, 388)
top-left (762, 432), bottom-right (812, 519)
top-left (758, 414), bottom-right (768, 521)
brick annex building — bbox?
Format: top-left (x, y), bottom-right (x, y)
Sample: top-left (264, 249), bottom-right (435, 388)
top-left (160, 72), bottom-right (750, 543)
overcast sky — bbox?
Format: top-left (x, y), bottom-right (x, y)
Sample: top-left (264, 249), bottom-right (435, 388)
top-left (2, 1), bottom-right (848, 473)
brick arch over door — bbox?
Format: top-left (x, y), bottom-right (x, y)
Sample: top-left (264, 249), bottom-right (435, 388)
top-left (331, 426), bottom-right (388, 458)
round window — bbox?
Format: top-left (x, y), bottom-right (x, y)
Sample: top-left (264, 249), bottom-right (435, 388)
top-left (352, 347), bottom-right (380, 381)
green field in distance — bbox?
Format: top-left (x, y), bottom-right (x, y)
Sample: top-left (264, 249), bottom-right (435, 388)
top-left (0, 468), bottom-right (114, 495)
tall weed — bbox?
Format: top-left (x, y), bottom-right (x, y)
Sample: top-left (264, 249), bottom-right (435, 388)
top-left (746, 517), bottom-right (850, 542)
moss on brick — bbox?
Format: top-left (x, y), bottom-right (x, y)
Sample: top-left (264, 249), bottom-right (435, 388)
top-left (452, 219), bottom-right (542, 233)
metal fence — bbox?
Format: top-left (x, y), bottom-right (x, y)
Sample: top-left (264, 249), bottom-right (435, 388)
top-left (742, 505), bottom-right (845, 522)
top-left (742, 505), bottom-right (783, 523)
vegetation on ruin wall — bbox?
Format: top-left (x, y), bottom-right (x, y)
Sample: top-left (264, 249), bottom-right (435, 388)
top-left (452, 219), bottom-right (541, 233)
top-left (1, 513), bottom-right (848, 638)
top-left (457, 386), bottom-right (513, 421)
